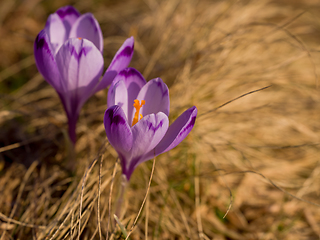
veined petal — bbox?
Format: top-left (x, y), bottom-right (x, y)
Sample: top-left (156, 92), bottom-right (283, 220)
top-left (107, 37), bottom-right (134, 72)
top-left (129, 112), bottom-right (169, 172)
top-left (34, 30), bottom-right (62, 91)
top-left (55, 38), bottom-right (103, 113)
top-left (152, 106), bottom-right (197, 156)
top-left (44, 14), bottom-right (67, 53)
top-left (113, 68), bottom-right (146, 122)
top-left (107, 80), bottom-right (128, 119)
top-left (69, 13), bottom-right (103, 52)
top-left (121, 68), bottom-right (146, 89)
top-left (104, 105), bottom-right (133, 162)
top-left (136, 78), bottom-right (170, 117)
top-left (56, 6), bottom-right (80, 33)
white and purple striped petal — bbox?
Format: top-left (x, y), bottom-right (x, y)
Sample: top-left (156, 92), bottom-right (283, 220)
top-left (131, 112), bottom-right (169, 158)
top-left (153, 106), bottom-right (197, 156)
top-left (56, 5), bottom-right (80, 30)
top-left (55, 38), bottom-right (104, 113)
top-left (107, 80), bottom-right (128, 120)
top-left (69, 13), bottom-right (103, 52)
top-left (107, 37), bottom-right (134, 72)
top-left (34, 30), bottom-right (62, 91)
top-left (136, 78), bottom-right (170, 117)
top-left (104, 106), bottom-right (133, 171)
top-left (44, 14), bottom-right (66, 53)
top-left (127, 112), bottom-right (169, 180)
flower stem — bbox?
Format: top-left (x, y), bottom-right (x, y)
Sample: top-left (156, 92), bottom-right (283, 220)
top-left (68, 116), bottom-right (77, 145)
top-left (115, 174), bottom-right (128, 221)
top-left (65, 114), bottom-right (78, 172)
top-left (66, 138), bottom-right (76, 172)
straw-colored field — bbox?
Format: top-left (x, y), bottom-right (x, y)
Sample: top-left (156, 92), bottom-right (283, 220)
top-left (1, 0), bottom-right (320, 239)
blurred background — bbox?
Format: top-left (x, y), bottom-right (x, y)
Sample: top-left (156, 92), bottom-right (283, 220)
top-left (1, 0), bottom-right (320, 239)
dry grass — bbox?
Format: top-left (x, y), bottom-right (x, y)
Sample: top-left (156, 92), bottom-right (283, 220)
top-left (1, 0), bottom-right (320, 239)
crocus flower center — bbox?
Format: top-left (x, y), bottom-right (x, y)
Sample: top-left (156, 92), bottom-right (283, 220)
top-left (132, 99), bottom-right (145, 126)
top-left (77, 37), bottom-right (82, 40)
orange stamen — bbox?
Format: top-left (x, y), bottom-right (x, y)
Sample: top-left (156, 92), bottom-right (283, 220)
top-left (77, 37), bottom-right (82, 40)
top-left (132, 99), bottom-right (145, 126)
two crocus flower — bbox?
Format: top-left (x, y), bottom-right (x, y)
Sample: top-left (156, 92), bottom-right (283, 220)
top-left (34, 6), bottom-right (197, 180)
top-left (34, 6), bottom-right (134, 144)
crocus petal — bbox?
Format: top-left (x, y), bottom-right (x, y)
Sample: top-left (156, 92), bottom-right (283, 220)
top-left (69, 13), bottom-right (103, 52)
top-left (34, 30), bottom-right (61, 91)
top-left (44, 14), bottom-right (67, 53)
top-left (136, 78), bottom-right (170, 117)
top-left (107, 37), bottom-right (134, 72)
top-left (129, 112), bottom-right (169, 173)
top-left (56, 5), bottom-right (80, 31)
top-left (107, 80), bottom-right (128, 120)
top-left (55, 38), bottom-right (104, 113)
top-left (112, 68), bottom-right (146, 122)
top-left (104, 106), bottom-right (133, 164)
top-left (152, 106), bottom-right (197, 156)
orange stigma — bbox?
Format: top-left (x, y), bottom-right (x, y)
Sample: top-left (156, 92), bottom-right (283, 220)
top-left (77, 37), bottom-right (82, 40)
top-left (132, 99), bottom-right (145, 126)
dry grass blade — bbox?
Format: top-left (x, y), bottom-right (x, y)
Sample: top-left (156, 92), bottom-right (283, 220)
top-left (106, 159), bottom-right (118, 240)
top-left (199, 85), bottom-right (272, 118)
top-left (0, 212), bottom-right (46, 229)
top-left (98, 154), bottom-right (104, 240)
top-left (144, 191), bottom-right (149, 240)
top-left (0, 136), bottom-right (43, 153)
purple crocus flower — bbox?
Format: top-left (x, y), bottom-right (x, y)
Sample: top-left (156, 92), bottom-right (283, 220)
top-left (104, 68), bottom-right (197, 180)
top-left (34, 6), bottom-right (134, 144)
top-left (43, 5), bottom-right (103, 54)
